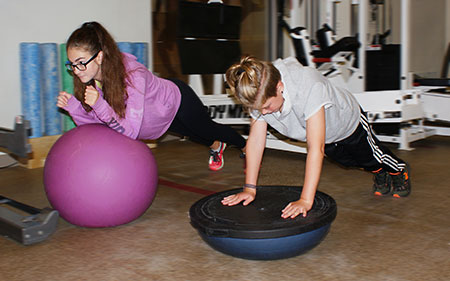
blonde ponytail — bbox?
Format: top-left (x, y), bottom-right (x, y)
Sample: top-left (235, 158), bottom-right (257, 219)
top-left (226, 55), bottom-right (280, 111)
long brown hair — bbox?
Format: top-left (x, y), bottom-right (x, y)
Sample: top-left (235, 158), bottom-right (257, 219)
top-left (67, 21), bottom-right (128, 118)
top-left (225, 55), bottom-right (280, 111)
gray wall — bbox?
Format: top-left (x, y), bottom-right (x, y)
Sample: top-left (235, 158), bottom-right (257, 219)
top-left (409, 0), bottom-right (448, 77)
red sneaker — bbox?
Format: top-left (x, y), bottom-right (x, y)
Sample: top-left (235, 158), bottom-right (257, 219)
top-left (209, 142), bottom-right (226, 171)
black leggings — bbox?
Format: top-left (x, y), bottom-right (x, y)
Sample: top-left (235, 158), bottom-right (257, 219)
top-left (168, 79), bottom-right (246, 149)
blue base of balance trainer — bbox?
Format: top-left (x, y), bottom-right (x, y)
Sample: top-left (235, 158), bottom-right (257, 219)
top-left (198, 224), bottom-right (331, 260)
top-left (189, 186), bottom-right (337, 260)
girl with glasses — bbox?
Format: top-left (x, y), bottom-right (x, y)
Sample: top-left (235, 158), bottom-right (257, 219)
top-left (57, 21), bottom-right (246, 171)
top-left (222, 56), bottom-right (411, 218)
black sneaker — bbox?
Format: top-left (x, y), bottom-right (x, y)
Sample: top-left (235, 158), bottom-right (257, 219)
top-left (373, 168), bottom-right (391, 196)
top-left (390, 165), bottom-right (411, 198)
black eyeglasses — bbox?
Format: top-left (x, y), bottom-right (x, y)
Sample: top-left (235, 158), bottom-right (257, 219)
top-left (65, 51), bottom-right (100, 72)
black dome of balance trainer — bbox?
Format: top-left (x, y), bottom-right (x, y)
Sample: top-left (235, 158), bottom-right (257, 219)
top-left (189, 185), bottom-right (337, 260)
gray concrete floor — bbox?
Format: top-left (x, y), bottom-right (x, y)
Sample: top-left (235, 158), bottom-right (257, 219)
top-left (1, 136), bottom-right (449, 281)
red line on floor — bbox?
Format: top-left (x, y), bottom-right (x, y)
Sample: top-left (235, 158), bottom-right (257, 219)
top-left (158, 178), bottom-right (216, 196)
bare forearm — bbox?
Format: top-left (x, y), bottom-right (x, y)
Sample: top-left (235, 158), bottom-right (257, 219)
top-left (301, 147), bottom-right (324, 205)
top-left (221, 120), bottom-right (267, 207)
top-left (245, 136), bottom-right (265, 184)
top-left (301, 106), bottom-right (326, 207)
top-left (245, 120), bottom-right (267, 186)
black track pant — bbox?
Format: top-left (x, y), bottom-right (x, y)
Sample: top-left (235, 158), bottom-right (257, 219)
top-left (324, 111), bottom-right (406, 173)
top-left (168, 79), bottom-right (246, 149)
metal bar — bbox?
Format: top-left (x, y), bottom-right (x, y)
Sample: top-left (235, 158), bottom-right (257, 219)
top-left (358, 0), bottom-right (367, 92)
top-left (401, 0), bottom-right (410, 89)
top-left (0, 195), bottom-right (42, 215)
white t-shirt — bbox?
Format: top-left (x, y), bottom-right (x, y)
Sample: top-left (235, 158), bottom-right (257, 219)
top-left (251, 57), bottom-right (360, 143)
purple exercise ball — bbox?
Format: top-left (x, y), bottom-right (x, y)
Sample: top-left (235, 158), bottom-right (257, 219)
top-left (44, 124), bottom-right (158, 227)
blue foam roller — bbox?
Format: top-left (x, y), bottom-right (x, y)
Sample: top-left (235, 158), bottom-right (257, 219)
top-left (40, 43), bottom-right (62, 136)
top-left (20, 43), bottom-right (43, 138)
top-left (133, 43), bottom-right (149, 68)
top-left (117, 42), bottom-right (134, 55)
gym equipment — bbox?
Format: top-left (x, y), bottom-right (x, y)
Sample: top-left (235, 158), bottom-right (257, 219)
top-left (177, 1), bottom-right (308, 154)
top-left (20, 43), bottom-right (43, 138)
top-left (0, 196), bottom-right (59, 246)
top-left (59, 43), bottom-right (77, 132)
top-left (117, 42), bottom-right (134, 56)
top-left (315, 24), bottom-right (360, 65)
top-left (190, 185), bottom-right (337, 260)
top-left (116, 42), bottom-right (149, 68)
top-left (0, 115), bottom-right (32, 159)
top-left (176, 0), bottom-right (242, 95)
top-left (20, 42), bottom-right (63, 137)
top-left (44, 124), bottom-right (158, 227)
top-left (133, 43), bottom-right (149, 68)
top-left (0, 116), bottom-right (59, 245)
top-left (279, 0), bottom-right (450, 151)
top-left (40, 43), bottom-right (61, 136)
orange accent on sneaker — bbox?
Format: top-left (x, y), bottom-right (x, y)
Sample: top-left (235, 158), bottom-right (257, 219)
top-left (374, 191), bottom-right (383, 196)
top-left (393, 194), bottom-right (401, 198)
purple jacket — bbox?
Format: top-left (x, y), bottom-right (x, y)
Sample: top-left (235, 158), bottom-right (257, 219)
top-left (63, 53), bottom-right (181, 140)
